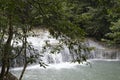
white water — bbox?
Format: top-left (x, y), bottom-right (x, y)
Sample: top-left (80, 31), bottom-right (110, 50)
top-left (86, 39), bottom-right (120, 59)
top-left (26, 30), bottom-right (73, 64)
top-left (10, 29), bottom-right (120, 80)
top-left (12, 29), bottom-right (120, 68)
top-left (12, 62), bottom-right (89, 71)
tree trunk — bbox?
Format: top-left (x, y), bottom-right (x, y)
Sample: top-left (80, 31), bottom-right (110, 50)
top-left (19, 63), bottom-right (27, 80)
top-left (0, 15), bottom-right (13, 80)
top-left (19, 27), bottom-right (28, 80)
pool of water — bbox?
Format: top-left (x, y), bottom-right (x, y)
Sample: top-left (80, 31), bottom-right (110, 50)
top-left (12, 60), bottom-right (120, 80)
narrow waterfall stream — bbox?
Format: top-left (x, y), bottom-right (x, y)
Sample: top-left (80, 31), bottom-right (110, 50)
top-left (11, 30), bottom-right (120, 80)
top-left (87, 39), bottom-right (120, 60)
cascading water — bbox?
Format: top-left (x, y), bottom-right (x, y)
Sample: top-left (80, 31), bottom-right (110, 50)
top-left (12, 29), bottom-right (120, 67)
top-left (27, 30), bottom-right (120, 64)
top-left (27, 30), bottom-right (72, 64)
top-left (86, 39), bottom-right (120, 60)
top-left (11, 29), bottom-right (120, 80)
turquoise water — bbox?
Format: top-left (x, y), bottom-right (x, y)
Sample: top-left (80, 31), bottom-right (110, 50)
top-left (12, 60), bottom-right (120, 80)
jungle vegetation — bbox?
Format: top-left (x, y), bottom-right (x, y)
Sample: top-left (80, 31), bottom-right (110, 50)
top-left (0, 0), bottom-right (120, 80)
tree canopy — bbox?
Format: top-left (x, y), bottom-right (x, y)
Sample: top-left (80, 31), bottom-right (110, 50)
top-left (0, 0), bottom-right (86, 80)
top-left (0, 0), bottom-right (120, 80)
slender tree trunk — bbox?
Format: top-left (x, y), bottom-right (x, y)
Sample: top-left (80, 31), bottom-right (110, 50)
top-left (19, 27), bottom-right (28, 80)
top-left (6, 59), bottom-right (10, 75)
top-left (0, 15), bottom-right (13, 80)
top-left (19, 62), bottom-right (27, 80)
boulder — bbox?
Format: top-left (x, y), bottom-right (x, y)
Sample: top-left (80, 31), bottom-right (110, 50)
top-left (1, 72), bottom-right (18, 80)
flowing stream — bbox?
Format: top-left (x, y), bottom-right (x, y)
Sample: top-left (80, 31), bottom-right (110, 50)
top-left (12, 29), bottom-right (120, 80)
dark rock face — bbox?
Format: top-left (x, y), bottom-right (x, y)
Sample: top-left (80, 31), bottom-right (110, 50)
top-left (0, 72), bottom-right (18, 80)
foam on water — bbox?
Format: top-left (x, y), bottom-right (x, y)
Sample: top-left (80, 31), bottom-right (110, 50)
top-left (11, 62), bottom-right (89, 71)
top-left (10, 59), bottom-right (120, 72)
top-left (89, 59), bottom-right (120, 61)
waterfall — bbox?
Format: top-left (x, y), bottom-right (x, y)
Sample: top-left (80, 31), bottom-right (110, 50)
top-left (27, 31), bottom-right (120, 63)
top-left (11, 30), bottom-right (120, 67)
top-left (27, 31), bottom-right (72, 64)
top-left (87, 39), bottom-right (120, 60)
